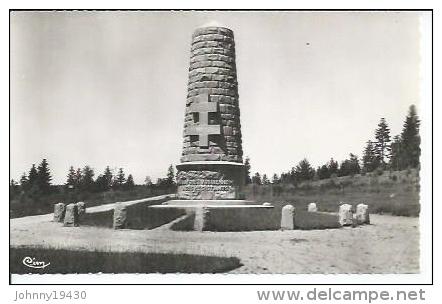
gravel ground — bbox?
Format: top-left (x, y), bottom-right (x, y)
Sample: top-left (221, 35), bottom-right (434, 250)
top-left (10, 211), bottom-right (419, 274)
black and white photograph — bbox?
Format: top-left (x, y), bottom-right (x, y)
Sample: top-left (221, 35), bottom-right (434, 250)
top-left (8, 10), bottom-right (432, 285)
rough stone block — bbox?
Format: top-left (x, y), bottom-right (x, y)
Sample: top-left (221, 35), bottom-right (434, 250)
top-left (76, 201), bottom-right (86, 217)
top-left (63, 203), bottom-right (79, 227)
top-left (191, 47), bottom-right (234, 57)
top-left (191, 41), bottom-right (235, 51)
top-left (308, 202), bottom-right (318, 212)
top-left (338, 203), bottom-right (353, 226)
top-left (192, 27), bottom-right (233, 38)
top-left (281, 204), bottom-right (296, 230)
top-left (53, 203), bottom-right (66, 222)
top-left (192, 34), bottom-right (234, 44)
top-left (113, 203), bottom-right (127, 229)
top-left (355, 203), bottom-right (370, 224)
top-left (190, 54), bottom-right (234, 64)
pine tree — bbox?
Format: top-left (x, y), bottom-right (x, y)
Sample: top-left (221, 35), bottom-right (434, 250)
top-left (19, 172), bottom-right (28, 190)
top-left (74, 168), bottom-right (83, 188)
top-left (262, 174), bottom-right (270, 185)
top-left (389, 135), bottom-right (403, 170)
top-left (66, 166), bottom-right (76, 187)
top-left (272, 173), bottom-right (279, 184)
top-left (295, 158), bottom-right (315, 182)
top-left (400, 105), bottom-right (421, 169)
top-left (252, 172), bottom-right (262, 185)
top-left (362, 140), bottom-right (379, 172)
top-left (327, 158), bottom-right (339, 176)
top-left (166, 165), bottom-right (175, 186)
top-left (36, 159), bottom-right (52, 194)
top-left (95, 174), bottom-right (107, 192)
top-left (374, 118), bottom-right (392, 167)
top-left (113, 168), bottom-right (126, 189)
top-left (28, 164), bottom-right (38, 188)
top-left (81, 166), bottom-right (95, 192)
top-left (10, 179), bottom-right (19, 198)
top-left (125, 174), bottom-right (135, 190)
top-left (103, 166), bottom-right (113, 190)
top-left (317, 164), bottom-right (330, 180)
top-left (244, 157), bottom-right (252, 184)
top-left (339, 153), bottom-right (361, 177)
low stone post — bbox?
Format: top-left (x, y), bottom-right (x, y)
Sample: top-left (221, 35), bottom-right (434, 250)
top-left (76, 202), bottom-right (86, 216)
top-left (338, 203), bottom-right (353, 226)
top-left (113, 203), bottom-right (127, 229)
top-left (356, 203), bottom-right (370, 224)
top-left (281, 204), bottom-right (295, 230)
top-left (53, 203), bottom-right (66, 222)
top-left (194, 206), bottom-right (209, 231)
top-left (63, 203), bottom-right (79, 227)
top-left (308, 202), bottom-right (318, 212)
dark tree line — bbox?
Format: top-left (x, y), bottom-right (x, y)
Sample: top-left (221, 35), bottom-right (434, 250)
top-left (65, 165), bottom-right (135, 192)
top-left (362, 105), bottom-right (420, 172)
top-left (10, 159), bottom-right (53, 198)
top-left (245, 105), bottom-right (421, 185)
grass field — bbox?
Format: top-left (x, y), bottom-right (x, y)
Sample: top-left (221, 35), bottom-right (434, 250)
top-left (10, 246), bottom-right (242, 274)
top-left (10, 186), bottom-right (173, 219)
top-left (245, 169), bottom-right (420, 217)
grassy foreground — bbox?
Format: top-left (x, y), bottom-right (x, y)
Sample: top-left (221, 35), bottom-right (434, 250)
top-left (10, 246), bottom-right (242, 274)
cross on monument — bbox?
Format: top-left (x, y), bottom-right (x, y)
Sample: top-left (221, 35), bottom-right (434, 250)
top-left (185, 94), bottom-right (221, 147)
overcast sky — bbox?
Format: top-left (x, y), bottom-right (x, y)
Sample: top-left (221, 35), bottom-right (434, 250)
top-left (10, 11), bottom-right (423, 184)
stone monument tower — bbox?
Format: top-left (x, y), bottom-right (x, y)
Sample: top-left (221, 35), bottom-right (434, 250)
top-left (176, 25), bottom-right (245, 201)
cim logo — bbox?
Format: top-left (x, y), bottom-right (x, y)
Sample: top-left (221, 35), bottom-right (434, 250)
top-left (22, 256), bottom-right (50, 269)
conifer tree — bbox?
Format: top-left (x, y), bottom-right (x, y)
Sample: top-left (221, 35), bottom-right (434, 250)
top-left (400, 105), bottom-right (421, 169)
top-left (125, 174), bottom-right (135, 190)
top-left (74, 168), bottom-right (83, 188)
top-left (66, 166), bottom-right (76, 187)
top-left (166, 165), bottom-right (175, 186)
top-left (262, 174), bottom-right (270, 185)
top-left (244, 157), bottom-right (252, 184)
top-left (271, 173), bottom-right (279, 184)
top-left (295, 158), bottom-right (315, 182)
top-left (252, 172), bottom-right (262, 185)
top-left (374, 118), bottom-right (392, 167)
top-left (81, 166), bottom-right (95, 192)
top-left (28, 164), bottom-right (38, 188)
top-left (389, 135), bottom-right (403, 170)
top-left (113, 168), bottom-right (126, 189)
top-left (362, 140), bottom-right (379, 172)
top-left (317, 164), bottom-right (330, 179)
top-left (327, 158), bottom-right (339, 176)
top-left (36, 159), bottom-right (52, 194)
top-left (19, 172), bottom-right (28, 190)
top-left (103, 166), bottom-right (113, 190)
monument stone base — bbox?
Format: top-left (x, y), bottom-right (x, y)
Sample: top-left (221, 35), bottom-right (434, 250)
top-left (176, 161), bottom-right (245, 200)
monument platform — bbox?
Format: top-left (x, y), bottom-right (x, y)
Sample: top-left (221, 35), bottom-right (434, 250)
top-left (160, 199), bottom-right (255, 206)
top-left (149, 201), bottom-right (277, 231)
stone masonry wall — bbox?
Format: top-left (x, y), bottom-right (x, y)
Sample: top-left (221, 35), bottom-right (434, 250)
top-left (181, 26), bottom-right (243, 163)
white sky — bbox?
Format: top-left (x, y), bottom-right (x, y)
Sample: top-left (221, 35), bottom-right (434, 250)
top-left (10, 11), bottom-right (422, 184)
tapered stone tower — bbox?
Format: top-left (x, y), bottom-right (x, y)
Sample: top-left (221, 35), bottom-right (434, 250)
top-left (176, 25), bottom-right (245, 200)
